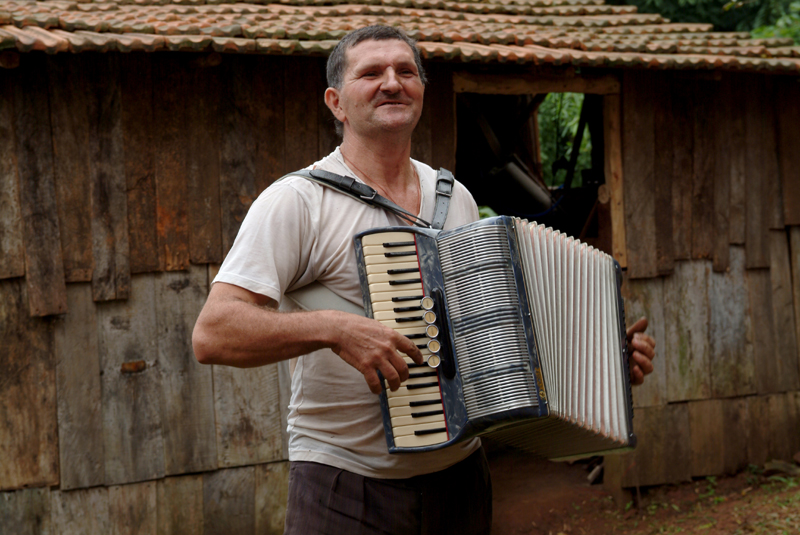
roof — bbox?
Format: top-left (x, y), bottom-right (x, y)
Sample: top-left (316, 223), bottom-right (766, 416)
top-left (1, 0), bottom-right (799, 73)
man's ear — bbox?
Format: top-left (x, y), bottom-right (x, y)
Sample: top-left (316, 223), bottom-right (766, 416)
top-left (324, 87), bottom-right (346, 123)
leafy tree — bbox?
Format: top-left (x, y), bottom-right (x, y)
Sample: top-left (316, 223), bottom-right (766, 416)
top-left (537, 93), bottom-right (593, 189)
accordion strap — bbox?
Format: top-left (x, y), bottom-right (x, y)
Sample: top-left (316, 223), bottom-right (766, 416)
top-left (283, 168), bottom-right (452, 230)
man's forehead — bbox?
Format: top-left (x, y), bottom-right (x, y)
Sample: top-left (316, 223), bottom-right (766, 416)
top-left (345, 38), bottom-right (416, 67)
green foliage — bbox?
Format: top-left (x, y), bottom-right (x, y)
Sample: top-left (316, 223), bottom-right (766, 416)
top-left (537, 92), bottom-right (593, 188)
top-left (478, 205), bottom-right (498, 219)
top-left (750, 1), bottom-right (800, 42)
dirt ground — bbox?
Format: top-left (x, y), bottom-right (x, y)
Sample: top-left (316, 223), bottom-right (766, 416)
top-left (487, 442), bottom-right (800, 535)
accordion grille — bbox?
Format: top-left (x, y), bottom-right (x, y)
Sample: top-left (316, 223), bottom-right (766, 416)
top-left (438, 226), bottom-right (538, 420)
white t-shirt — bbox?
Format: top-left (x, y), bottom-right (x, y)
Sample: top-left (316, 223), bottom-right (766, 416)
top-left (214, 147), bottom-right (482, 478)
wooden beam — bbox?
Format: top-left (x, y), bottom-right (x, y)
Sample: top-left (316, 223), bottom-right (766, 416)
top-left (453, 72), bottom-right (620, 95)
top-left (603, 93), bottom-right (627, 269)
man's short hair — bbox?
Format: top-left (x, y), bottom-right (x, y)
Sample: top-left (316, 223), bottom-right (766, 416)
top-left (326, 25), bottom-right (427, 136)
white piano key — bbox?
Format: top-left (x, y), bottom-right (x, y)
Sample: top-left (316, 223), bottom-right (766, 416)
top-left (367, 271), bottom-right (422, 284)
top-left (369, 281), bottom-right (423, 294)
top-left (361, 232), bottom-right (416, 246)
top-left (374, 309), bottom-right (427, 321)
top-left (392, 421), bottom-right (447, 437)
top-left (385, 385), bottom-right (441, 398)
top-left (394, 432), bottom-right (448, 448)
top-left (387, 392), bottom-right (442, 408)
top-left (378, 317), bottom-right (426, 329)
top-left (391, 413), bottom-right (445, 427)
top-left (389, 403), bottom-right (443, 417)
top-left (366, 261), bottom-right (419, 275)
top-left (370, 288), bottom-right (425, 304)
top-left (364, 253), bottom-right (419, 266)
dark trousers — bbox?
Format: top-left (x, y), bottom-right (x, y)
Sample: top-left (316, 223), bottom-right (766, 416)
top-left (284, 448), bottom-right (492, 535)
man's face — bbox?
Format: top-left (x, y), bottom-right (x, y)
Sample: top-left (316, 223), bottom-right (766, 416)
top-left (328, 39), bottom-right (424, 138)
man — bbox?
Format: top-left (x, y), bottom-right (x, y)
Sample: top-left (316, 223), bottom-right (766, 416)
top-left (193, 25), bottom-right (655, 535)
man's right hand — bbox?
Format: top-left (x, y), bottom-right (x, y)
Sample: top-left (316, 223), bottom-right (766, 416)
top-left (328, 311), bottom-right (424, 394)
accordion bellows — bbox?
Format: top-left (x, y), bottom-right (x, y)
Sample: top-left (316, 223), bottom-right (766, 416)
top-left (354, 215), bottom-right (636, 460)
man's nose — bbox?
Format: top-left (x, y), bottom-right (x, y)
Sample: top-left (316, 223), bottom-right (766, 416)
top-left (381, 69), bottom-right (402, 92)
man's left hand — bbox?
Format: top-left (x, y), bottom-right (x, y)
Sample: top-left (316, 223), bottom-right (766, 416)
top-left (627, 317), bottom-right (655, 386)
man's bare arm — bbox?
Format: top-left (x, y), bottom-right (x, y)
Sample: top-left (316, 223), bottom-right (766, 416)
top-left (192, 282), bottom-right (423, 393)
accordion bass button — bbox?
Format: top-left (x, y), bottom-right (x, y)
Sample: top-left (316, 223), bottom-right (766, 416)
top-left (425, 325), bottom-right (439, 338)
top-left (423, 310), bottom-right (436, 324)
top-left (427, 339), bottom-right (441, 353)
top-left (420, 296), bottom-right (435, 310)
top-left (426, 354), bottom-right (441, 368)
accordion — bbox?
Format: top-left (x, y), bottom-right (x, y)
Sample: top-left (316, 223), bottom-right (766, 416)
top-left (354, 215), bottom-right (636, 460)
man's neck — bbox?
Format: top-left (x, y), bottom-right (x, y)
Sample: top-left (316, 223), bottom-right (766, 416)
top-left (339, 134), bottom-right (417, 189)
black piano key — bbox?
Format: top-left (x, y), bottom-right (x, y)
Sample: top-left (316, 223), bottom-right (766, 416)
top-left (396, 316), bottom-right (424, 323)
top-left (395, 306), bottom-right (423, 313)
top-left (387, 267), bottom-right (420, 275)
top-left (384, 251), bottom-right (417, 258)
top-left (411, 409), bottom-right (444, 418)
top-left (391, 295), bottom-right (423, 302)
top-left (382, 241), bottom-right (415, 248)
top-left (388, 278), bottom-right (422, 286)
top-left (409, 399), bottom-right (440, 407)
top-left (414, 427), bottom-right (447, 436)
top-left (409, 371), bottom-right (438, 379)
top-left (404, 333), bottom-right (426, 339)
top-left (407, 381), bottom-right (439, 390)
top-left (407, 362), bottom-right (428, 369)
top-left (415, 344), bottom-right (427, 349)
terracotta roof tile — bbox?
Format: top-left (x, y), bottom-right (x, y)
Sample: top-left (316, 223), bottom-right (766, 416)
top-left (0, 0), bottom-right (797, 72)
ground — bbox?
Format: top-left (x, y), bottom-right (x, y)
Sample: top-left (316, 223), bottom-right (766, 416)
top-left (488, 441), bottom-right (800, 535)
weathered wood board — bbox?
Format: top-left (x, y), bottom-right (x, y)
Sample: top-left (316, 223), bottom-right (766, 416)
top-left (726, 76), bottom-right (747, 245)
top-left (768, 230), bottom-right (800, 392)
top-left (621, 276), bottom-right (666, 408)
top-left (663, 261), bottom-right (711, 402)
top-left (670, 76), bottom-right (694, 261)
top-left (203, 467), bottom-right (256, 535)
top-left (691, 79), bottom-right (716, 261)
top-left (746, 268), bottom-right (790, 395)
top-left (278, 360), bottom-right (292, 459)
top-left (766, 393), bottom-right (796, 463)
top-left (721, 397), bottom-right (750, 475)
top-left (776, 78), bottom-right (800, 225)
top-left (0, 487), bottom-right (51, 535)
top-left (762, 77), bottom-right (784, 231)
top-left (157, 475), bottom-right (204, 535)
top-left (712, 80), bottom-right (731, 272)
top-left (789, 226), bottom-right (800, 377)
top-left (0, 68), bottom-right (24, 280)
top-left (743, 76), bottom-right (771, 269)
top-left (652, 73), bottom-right (674, 275)
top-left (120, 53), bottom-right (159, 274)
top-left (688, 399), bottom-right (724, 477)
top-left (108, 481), bottom-right (157, 535)
top-left (14, 54), bottom-right (67, 316)
top-left (98, 275), bottom-right (165, 485)
top-left (709, 246), bottom-right (755, 398)
top-left (746, 394), bottom-right (770, 467)
top-left (187, 61), bottom-right (223, 265)
top-left (428, 64), bottom-right (456, 173)
top-left (285, 56), bottom-right (320, 173)
top-left (153, 55), bottom-right (190, 272)
top-left (411, 90), bottom-right (432, 166)
top-left (55, 283), bottom-right (105, 490)
top-left (319, 86), bottom-right (340, 160)
top-left (51, 487), bottom-right (110, 534)
top-left (0, 278), bottom-right (59, 491)
top-left (621, 72), bottom-right (657, 279)
top-left (603, 93), bottom-right (627, 268)
top-left (213, 361), bottom-right (285, 467)
top-left (155, 266), bottom-right (217, 475)
top-left (89, 54), bottom-right (130, 302)
top-left (47, 55), bottom-right (93, 283)
top-left (255, 462), bottom-right (290, 535)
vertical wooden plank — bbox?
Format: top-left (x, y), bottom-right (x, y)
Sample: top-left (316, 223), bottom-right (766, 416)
top-left (691, 79), bottom-right (716, 261)
top-left (746, 395), bottom-right (771, 466)
top-left (621, 71), bottom-right (657, 279)
top-left (51, 487), bottom-right (110, 534)
top-left (789, 226), bottom-right (800, 378)
top-left (285, 56), bottom-right (320, 172)
top-left (157, 475), bottom-right (204, 535)
top-left (766, 393), bottom-right (795, 462)
top-left (777, 78), bottom-right (800, 225)
top-left (709, 246), bottom-right (756, 398)
top-left (652, 73), bottom-right (674, 275)
top-left (744, 76), bottom-right (770, 269)
top-left (411, 89), bottom-right (432, 165)
top-left (769, 229), bottom-right (800, 392)
top-left (747, 269), bottom-right (784, 395)
top-left (621, 276), bottom-right (666, 407)
top-left (203, 467), bottom-right (256, 535)
top-left (98, 275), bottom-right (165, 485)
top-left (156, 266), bottom-right (217, 475)
top-left (727, 75), bottom-right (747, 245)
top-left (48, 54), bottom-right (93, 282)
top-left (14, 54), bottom-right (67, 316)
top-left (428, 64), bottom-right (456, 173)
top-left (213, 363), bottom-right (284, 467)
top-left (121, 53), bottom-right (160, 274)
top-left (153, 54), bottom-right (189, 272)
top-left (255, 462), bottom-right (290, 535)
top-left (712, 80), bottom-right (731, 272)
top-left (603, 93), bottom-right (627, 268)
top-left (278, 360), bottom-right (292, 459)
top-left (666, 402), bottom-right (693, 483)
top-left (0, 487), bottom-right (51, 535)
top-left (671, 76), bottom-right (694, 260)
top-left (319, 65), bottom-right (339, 160)
top-left (108, 481), bottom-right (157, 535)
top-left (0, 278), bottom-right (59, 491)
top-left (219, 56), bottom-right (285, 256)
top-left (722, 397), bottom-right (750, 474)
top-left (688, 399), bottom-right (724, 477)
top-left (55, 283), bottom-right (105, 490)
top-left (187, 61), bottom-right (223, 265)
top-left (763, 77), bottom-right (784, 230)
top-left (0, 68), bottom-right (25, 280)
top-left (664, 261), bottom-right (711, 402)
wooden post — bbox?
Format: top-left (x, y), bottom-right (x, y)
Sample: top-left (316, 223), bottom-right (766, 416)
top-left (603, 93), bottom-right (626, 269)
top-left (0, 67), bottom-right (24, 280)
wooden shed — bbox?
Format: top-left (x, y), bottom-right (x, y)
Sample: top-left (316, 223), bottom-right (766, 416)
top-left (1, 0), bottom-right (799, 530)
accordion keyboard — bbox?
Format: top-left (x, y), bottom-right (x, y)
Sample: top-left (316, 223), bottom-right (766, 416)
top-left (361, 231), bottom-right (449, 448)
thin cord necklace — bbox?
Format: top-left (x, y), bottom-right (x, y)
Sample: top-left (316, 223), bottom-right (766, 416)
top-left (341, 151), bottom-right (420, 212)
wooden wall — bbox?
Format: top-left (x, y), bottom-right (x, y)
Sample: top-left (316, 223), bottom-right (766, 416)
top-left (0, 50), bottom-right (456, 532)
top-left (607, 71), bottom-right (800, 489)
